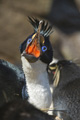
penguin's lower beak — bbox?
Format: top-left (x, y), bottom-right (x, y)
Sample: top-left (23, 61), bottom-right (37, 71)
top-left (22, 50), bottom-right (39, 63)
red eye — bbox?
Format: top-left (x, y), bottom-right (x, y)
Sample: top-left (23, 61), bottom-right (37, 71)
top-left (53, 71), bottom-right (55, 75)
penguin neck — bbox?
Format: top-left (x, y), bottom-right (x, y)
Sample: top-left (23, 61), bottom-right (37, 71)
top-left (21, 56), bottom-right (52, 110)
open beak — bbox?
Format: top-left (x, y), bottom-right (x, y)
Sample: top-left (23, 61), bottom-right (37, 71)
top-left (22, 21), bottom-right (43, 63)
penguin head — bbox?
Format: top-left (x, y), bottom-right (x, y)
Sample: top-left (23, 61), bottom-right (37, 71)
top-left (20, 17), bottom-right (53, 64)
top-left (48, 60), bottom-right (72, 87)
top-left (48, 60), bottom-right (72, 74)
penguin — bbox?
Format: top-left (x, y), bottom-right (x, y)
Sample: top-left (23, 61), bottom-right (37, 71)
top-left (48, 60), bottom-right (80, 120)
top-left (48, 0), bottom-right (80, 34)
top-left (0, 17), bottom-right (53, 111)
top-left (20, 17), bottom-right (53, 111)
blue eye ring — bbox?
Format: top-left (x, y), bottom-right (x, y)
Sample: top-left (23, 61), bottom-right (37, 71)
top-left (27, 38), bottom-right (32, 45)
top-left (42, 46), bottom-right (47, 52)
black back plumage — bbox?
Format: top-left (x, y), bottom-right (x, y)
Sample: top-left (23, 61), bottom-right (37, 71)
top-left (0, 59), bottom-right (28, 107)
top-left (0, 99), bottom-right (53, 120)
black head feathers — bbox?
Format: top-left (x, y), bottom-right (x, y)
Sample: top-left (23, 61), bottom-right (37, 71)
top-left (28, 17), bottom-right (53, 37)
top-left (20, 17), bottom-right (53, 64)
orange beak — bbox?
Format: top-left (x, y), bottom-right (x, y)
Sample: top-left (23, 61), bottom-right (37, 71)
top-left (25, 36), bottom-right (40, 58)
top-left (25, 20), bottom-right (43, 58)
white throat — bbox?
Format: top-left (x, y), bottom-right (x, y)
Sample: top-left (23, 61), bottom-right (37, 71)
top-left (21, 56), bottom-right (52, 110)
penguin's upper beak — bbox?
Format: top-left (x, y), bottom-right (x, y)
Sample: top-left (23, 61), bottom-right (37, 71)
top-left (22, 21), bottom-right (43, 63)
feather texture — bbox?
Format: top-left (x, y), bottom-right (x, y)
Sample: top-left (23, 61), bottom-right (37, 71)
top-left (28, 17), bottom-right (53, 37)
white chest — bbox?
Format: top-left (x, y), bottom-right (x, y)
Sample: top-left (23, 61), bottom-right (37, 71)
top-left (27, 72), bottom-right (52, 110)
top-left (21, 56), bottom-right (52, 110)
